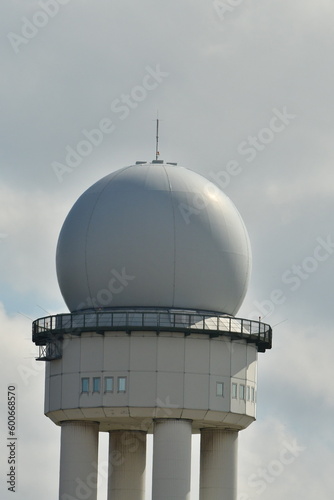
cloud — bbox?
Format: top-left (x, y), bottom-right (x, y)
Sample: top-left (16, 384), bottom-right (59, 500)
top-left (0, 182), bottom-right (66, 301)
top-left (1, 1), bottom-right (334, 498)
top-left (238, 412), bottom-right (333, 500)
top-left (0, 304), bottom-right (59, 499)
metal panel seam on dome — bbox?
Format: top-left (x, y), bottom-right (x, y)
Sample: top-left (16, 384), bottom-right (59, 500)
top-left (162, 164), bottom-right (177, 308)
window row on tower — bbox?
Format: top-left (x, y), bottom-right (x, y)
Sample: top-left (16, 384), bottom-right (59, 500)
top-left (232, 383), bottom-right (256, 402)
top-left (215, 382), bottom-right (256, 402)
top-left (81, 376), bottom-right (127, 394)
top-left (81, 377), bottom-right (255, 401)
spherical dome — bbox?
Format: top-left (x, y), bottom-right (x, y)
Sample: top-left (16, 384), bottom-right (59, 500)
top-left (56, 163), bottom-right (251, 315)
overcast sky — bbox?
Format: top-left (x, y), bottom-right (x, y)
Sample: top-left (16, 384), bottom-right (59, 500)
top-left (1, 1), bottom-right (334, 499)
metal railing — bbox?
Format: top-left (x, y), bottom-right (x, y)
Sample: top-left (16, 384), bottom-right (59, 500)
top-left (32, 309), bottom-right (272, 356)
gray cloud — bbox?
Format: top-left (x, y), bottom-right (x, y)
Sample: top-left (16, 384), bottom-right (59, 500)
top-left (1, 1), bottom-right (334, 498)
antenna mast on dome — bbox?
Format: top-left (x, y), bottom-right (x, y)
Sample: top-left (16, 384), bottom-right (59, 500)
top-left (155, 112), bottom-right (160, 161)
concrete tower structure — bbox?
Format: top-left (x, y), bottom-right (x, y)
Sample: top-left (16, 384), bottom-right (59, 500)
top-left (33, 160), bottom-right (272, 500)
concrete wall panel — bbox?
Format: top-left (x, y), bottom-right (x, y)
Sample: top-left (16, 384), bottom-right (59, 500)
top-left (130, 336), bottom-right (157, 371)
top-left (103, 336), bottom-right (130, 371)
top-left (184, 373), bottom-right (209, 409)
top-left (185, 338), bottom-right (210, 374)
top-left (157, 336), bottom-right (185, 372)
top-left (80, 335), bottom-right (103, 371)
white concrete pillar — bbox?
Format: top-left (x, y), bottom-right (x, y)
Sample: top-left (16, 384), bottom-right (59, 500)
top-left (152, 419), bottom-right (192, 500)
top-left (59, 421), bottom-right (99, 500)
top-left (200, 429), bottom-right (238, 500)
top-left (107, 430), bottom-right (146, 500)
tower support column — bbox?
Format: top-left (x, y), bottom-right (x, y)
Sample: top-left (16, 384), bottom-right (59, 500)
top-left (107, 430), bottom-right (146, 500)
top-left (152, 419), bottom-right (192, 500)
top-left (200, 429), bottom-right (238, 500)
top-left (59, 420), bottom-right (99, 500)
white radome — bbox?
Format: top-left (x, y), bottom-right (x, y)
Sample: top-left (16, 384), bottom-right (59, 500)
top-left (56, 162), bottom-right (251, 315)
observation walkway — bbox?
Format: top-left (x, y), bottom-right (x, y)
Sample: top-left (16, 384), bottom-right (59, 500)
top-left (32, 309), bottom-right (272, 360)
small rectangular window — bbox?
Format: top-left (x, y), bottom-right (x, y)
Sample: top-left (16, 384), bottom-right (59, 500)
top-left (216, 382), bottom-right (224, 397)
top-left (247, 385), bottom-right (251, 401)
top-left (239, 384), bottom-right (245, 400)
top-left (232, 383), bottom-right (238, 399)
top-left (251, 387), bottom-right (255, 402)
top-left (81, 377), bottom-right (89, 393)
top-left (93, 377), bottom-right (101, 393)
top-left (104, 377), bottom-right (114, 393)
top-left (118, 376), bottom-right (127, 393)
